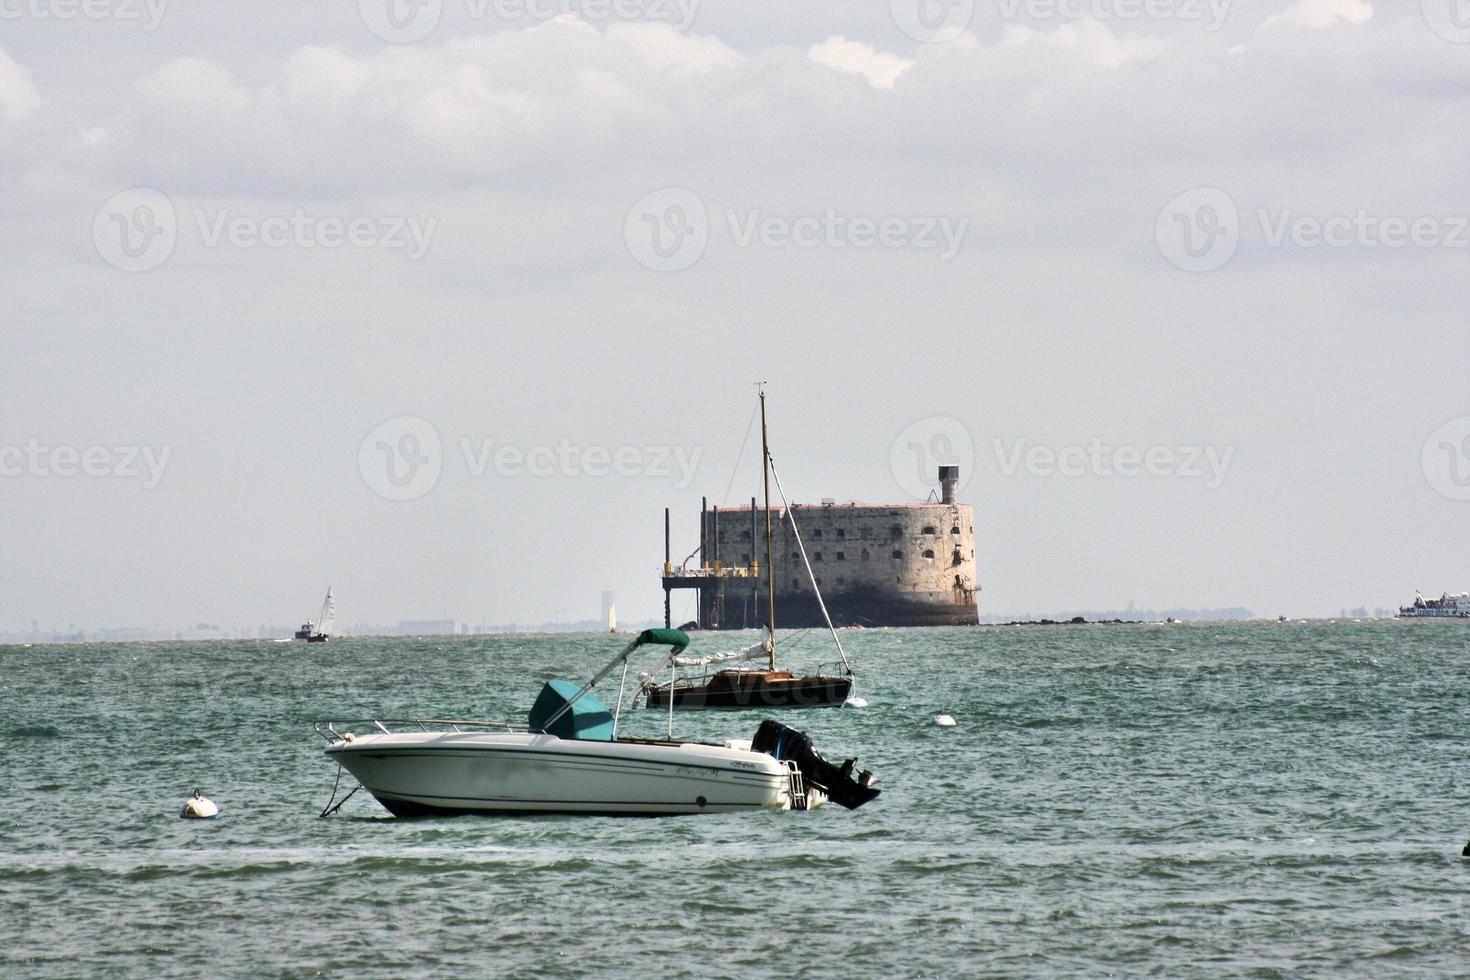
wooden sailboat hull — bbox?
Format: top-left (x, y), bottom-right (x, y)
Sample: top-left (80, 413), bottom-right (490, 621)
top-left (645, 670), bottom-right (852, 710)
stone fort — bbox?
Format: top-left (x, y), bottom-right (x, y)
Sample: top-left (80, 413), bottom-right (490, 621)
top-left (662, 466), bottom-right (979, 629)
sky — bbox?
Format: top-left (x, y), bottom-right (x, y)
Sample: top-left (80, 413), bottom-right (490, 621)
top-left (1, 0), bottom-right (1467, 630)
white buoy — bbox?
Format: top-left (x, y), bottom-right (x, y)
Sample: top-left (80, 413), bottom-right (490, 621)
top-left (843, 697), bottom-right (869, 709)
top-left (180, 790), bottom-right (219, 819)
top-left (934, 714), bottom-right (957, 728)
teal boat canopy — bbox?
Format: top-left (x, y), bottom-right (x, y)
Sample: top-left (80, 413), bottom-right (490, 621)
top-left (528, 629), bottom-right (692, 740)
top-left (529, 679), bottom-right (615, 741)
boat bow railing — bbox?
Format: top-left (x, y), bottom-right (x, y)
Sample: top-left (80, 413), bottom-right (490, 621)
top-left (313, 718), bottom-right (529, 743)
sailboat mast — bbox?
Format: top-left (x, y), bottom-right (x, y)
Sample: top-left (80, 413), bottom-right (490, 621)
top-left (760, 390), bottom-right (776, 670)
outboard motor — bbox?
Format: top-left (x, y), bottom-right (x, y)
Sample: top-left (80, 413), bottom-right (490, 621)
top-left (751, 720), bottom-right (880, 810)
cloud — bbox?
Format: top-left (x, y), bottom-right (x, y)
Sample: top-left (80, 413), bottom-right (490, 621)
top-left (0, 45), bottom-right (40, 121)
top-left (135, 57), bottom-right (251, 116)
top-left (607, 22), bottom-right (741, 73)
top-left (3, 10), bottom-right (1468, 627)
top-left (1000, 20), bottom-right (1168, 69)
top-left (1261, 0), bottom-right (1373, 30)
top-left (807, 37), bottom-right (914, 90)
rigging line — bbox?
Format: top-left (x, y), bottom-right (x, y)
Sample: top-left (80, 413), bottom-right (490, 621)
top-left (767, 454), bottom-right (853, 676)
top-left (674, 403), bottom-right (756, 574)
top-left (718, 399), bottom-right (761, 508)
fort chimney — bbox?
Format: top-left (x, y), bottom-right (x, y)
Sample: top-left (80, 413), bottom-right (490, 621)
top-left (938, 466), bottom-right (959, 505)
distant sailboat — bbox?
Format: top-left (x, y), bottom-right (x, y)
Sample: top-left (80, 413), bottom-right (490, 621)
top-left (295, 587), bottom-right (336, 643)
top-left (608, 604), bottom-right (618, 633)
top-left (643, 389), bottom-right (855, 710)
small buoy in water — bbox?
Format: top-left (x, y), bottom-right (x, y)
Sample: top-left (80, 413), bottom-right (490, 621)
top-left (934, 714), bottom-right (957, 728)
top-left (843, 697), bottom-right (869, 709)
top-left (180, 790), bottom-right (219, 820)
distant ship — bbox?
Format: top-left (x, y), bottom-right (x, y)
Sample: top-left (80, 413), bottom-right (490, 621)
top-left (295, 587), bottom-right (337, 642)
top-left (1398, 590), bottom-right (1470, 619)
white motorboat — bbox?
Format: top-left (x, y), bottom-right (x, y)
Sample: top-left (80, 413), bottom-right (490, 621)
top-left (315, 628), bottom-right (879, 817)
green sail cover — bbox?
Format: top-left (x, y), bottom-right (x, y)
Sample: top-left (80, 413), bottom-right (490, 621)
top-left (633, 628), bottom-right (690, 653)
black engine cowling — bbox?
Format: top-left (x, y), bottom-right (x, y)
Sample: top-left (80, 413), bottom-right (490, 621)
top-left (751, 719), bottom-right (880, 810)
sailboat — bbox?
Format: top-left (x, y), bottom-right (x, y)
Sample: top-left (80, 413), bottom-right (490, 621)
top-left (294, 587), bottom-right (336, 643)
top-left (643, 390), bottom-right (855, 710)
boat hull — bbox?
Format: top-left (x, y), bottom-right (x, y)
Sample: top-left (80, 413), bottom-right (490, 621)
top-left (324, 731), bottom-right (792, 816)
top-left (646, 671), bottom-right (852, 710)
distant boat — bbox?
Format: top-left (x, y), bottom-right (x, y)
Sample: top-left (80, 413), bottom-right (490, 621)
top-left (1398, 590), bottom-right (1470, 619)
top-left (608, 604), bottom-right (617, 633)
top-left (643, 389), bottom-right (854, 710)
top-left (295, 587), bottom-right (337, 642)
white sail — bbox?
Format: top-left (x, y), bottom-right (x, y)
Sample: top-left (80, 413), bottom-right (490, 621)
top-left (608, 604), bottom-right (617, 632)
top-left (318, 588), bottom-right (336, 636)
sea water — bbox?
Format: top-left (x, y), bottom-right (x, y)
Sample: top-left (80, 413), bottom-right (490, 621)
top-left (3, 622), bottom-right (1468, 976)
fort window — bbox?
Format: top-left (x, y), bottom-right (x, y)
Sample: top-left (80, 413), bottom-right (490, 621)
top-left (835, 528), bottom-right (845, 539)
top-left (952, 549), bottom-right (962, 566)
top-left (814, 552), bottom-right (823, 562)
top-left (890, 524), bottom-right (902, 538)
top-left (891, 549), bottom-right (903, 560)
top-left (922, 549), bottom-right (936, 561)
top-left (951, 525), bottom-right (960, 535)
top-left (792, 578), bottom-right (801, 589)
top-left (922, 525), bottom-right (936, 535)
top-left (860, 549), bottom-right (870, 561)
top-left (742, 553), bottom-right (751, 565)
top-left (837, 576), bottom-right (845, 586)
top-left (835, 551), bottom-right (846, 561)
top-left (812, 528), bottom-right (823, 539)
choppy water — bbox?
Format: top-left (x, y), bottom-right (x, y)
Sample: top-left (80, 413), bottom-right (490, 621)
top-left (4, 622), bottom-right (1470, 977)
